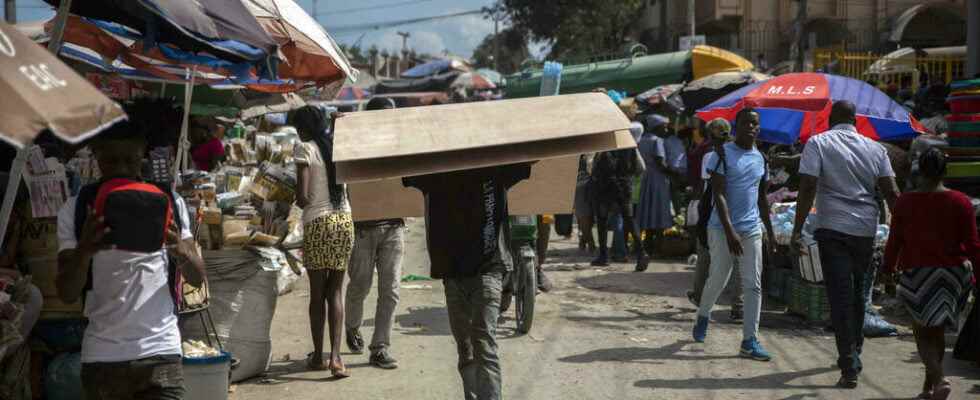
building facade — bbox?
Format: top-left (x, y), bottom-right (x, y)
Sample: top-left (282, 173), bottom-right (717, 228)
top-left (634, 0), bottom-right (967, 67)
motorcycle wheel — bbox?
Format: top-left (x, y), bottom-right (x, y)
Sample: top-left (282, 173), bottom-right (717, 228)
top-left (515, 247), bottom-right (537, 334)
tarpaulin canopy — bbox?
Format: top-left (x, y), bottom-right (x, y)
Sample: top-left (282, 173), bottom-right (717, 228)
top-left (401, 58), bottom-right (469, 79)
top-left (697, 73), bottom-right (924, 144)
top-left (43, 0), bottom-right (278, 67)
top-left (0, 21), bottom-right (126, 148)
top-left (373, 71), bottom-right (461, 94)
top-left (243, 0), bottom-right (358, 87)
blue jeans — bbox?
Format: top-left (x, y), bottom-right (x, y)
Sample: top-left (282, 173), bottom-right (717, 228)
top-left (610, 214), bottom-right (626, 259)
top-left (814, 229), bottom-right (875, 378)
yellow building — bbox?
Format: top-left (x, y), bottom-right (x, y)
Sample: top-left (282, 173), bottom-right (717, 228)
top-left (634, 0), bottom-right (968, 68)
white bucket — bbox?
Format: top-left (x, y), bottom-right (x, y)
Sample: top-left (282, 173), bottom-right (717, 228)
top-left (183, 352), bottom-right (231, 400)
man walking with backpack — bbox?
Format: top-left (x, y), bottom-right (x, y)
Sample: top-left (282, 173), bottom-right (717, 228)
top-left (56, 120), bottom-right (205, 400)
top-left (692, 108), bottom-right (775, 362)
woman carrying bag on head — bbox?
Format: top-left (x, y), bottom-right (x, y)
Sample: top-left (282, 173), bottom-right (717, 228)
top-left (292, 106), bottom-right (355, 378)
top-left (883, 147), bottom-right (978, 400)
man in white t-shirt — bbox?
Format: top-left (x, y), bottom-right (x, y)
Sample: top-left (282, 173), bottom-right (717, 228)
top-left (56, 121), bottom-right (205, 400)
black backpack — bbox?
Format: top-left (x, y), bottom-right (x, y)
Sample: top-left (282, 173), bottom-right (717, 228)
top-left (73, 178), bottom-right (184, 311)
top-left (696, 154), bottom-right (726, 247)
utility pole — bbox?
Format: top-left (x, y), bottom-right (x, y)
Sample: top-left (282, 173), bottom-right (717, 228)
top-left (795, 0), bottom-right (808, 72)
top-left (4, 0), bottom-right (15, 24)
top-left (969, 0), bottom-right (979, 78)
top-left (312, 0), bottom-right (318, 17)
top-left (397, 31), bottom-right (410, 58)
top-left (483, 2), bottom-right (505, 71)
top-left (688, 0), bottom-right (695, 37)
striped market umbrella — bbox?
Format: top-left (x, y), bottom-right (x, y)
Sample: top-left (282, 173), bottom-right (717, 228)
top-left (697, 73), bottom-right (924, 144)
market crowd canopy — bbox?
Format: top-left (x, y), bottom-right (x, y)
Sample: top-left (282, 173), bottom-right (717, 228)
top-left (504, 45), bottom-right (754, 98)
top-left (0, 21), bottom-right (126, 148)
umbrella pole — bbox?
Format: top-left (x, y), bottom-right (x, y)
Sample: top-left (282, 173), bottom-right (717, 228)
top-left (174, 67), bottom-right (197, 184)
top-left (0, 0), bottom-right (73, 247)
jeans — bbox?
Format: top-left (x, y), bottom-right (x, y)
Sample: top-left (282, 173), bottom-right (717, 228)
top-left (610, 214), bottom-right (627, 259)
top-left (698, 228), bottom-right (763, 339)
top-left (814, 228), bottom-right (875, 378)
top-left (445, 272), bottom-right (504, 400)
top-left (346, 225), bottom-right (404, 353)
top-left (82, 354), bottom-right (184, 400)
top-left (691, 241), bottom-right (742, 307)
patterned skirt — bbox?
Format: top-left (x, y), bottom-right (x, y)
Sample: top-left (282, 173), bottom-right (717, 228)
top-left (898, 266), bottom-right (972, 329)
top-left (303, 213), bottom-right (354, 271)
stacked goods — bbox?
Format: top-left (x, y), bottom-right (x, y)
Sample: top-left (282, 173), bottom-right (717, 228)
top-left (787, 274), bottom-right (832, 322)
top-left (947, 79), bottom-right (980, 147)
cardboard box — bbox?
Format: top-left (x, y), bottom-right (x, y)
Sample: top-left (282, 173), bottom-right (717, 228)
top-left (202, 206), bottom-right (223, 225)
top-left (24, 255), bottom-right (59, 297)
top-left (333, 93), bottom-right (633, 183)
top-left (18, 216), bottom-right (59, 259)
top-left (349, 155), bottom-right (579, 221)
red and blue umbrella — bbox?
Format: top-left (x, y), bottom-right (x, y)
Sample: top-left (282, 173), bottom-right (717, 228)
top-left (697, 73), bottom-right (924, 144)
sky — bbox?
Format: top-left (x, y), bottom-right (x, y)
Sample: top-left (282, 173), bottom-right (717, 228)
top-left (3, 0), bottom-right (510, 59)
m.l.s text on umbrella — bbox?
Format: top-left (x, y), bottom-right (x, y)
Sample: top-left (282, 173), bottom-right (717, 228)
top-left (19, 63), bottom-right (68, 91)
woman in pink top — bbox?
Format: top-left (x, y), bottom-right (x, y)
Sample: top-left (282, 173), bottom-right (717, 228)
top-left (883, 148), bottom-right (976, 400)
top-left (190, 119), bottom-right (226, 172)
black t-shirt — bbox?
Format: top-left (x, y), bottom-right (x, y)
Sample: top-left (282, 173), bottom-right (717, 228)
top-left (403, 163), bottom-right (532, 279)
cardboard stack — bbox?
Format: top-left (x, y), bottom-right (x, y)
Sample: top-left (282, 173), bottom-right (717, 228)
top-left (333, 93), bottom-right (637, 220)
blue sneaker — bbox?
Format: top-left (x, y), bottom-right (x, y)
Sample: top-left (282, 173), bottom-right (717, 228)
top-left (739, 337), bottom-right (772, 361)
top-left (692, 316), bottom-right (709, 343)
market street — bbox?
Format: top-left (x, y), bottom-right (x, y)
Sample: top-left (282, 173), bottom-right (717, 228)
top-left (233, 220), bottom-right (980, 400)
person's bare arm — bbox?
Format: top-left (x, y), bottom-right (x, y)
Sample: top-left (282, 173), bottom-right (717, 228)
top-left (711, 172), bottom-right (743, 256)
top-left (791, 175), bottom-right (819, 254)
top-left (877, 176), bottom-right (900, 213)
top-left (295, 163), bottom-right (311, 209)
top-left (166, 220), bottom-right (206, 288)
top-left (56, 208), bottom-right (107, 304)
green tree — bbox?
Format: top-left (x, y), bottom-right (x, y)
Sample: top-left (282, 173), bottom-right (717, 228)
top-left (472, 28), bottom-right (531, 74)
top-left (502, 0), bottom-right (645, 61)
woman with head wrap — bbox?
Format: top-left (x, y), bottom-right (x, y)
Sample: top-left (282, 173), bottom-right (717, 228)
top-left (635, 114), bottom-right (674, 258)
top-left (292, 105), bottom-right (355, 378)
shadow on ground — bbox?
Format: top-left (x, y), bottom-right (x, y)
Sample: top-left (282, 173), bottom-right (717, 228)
top-left (633, 365), bottom-right (837, 391)
top-left (575, 271), bottom-right (691, 299)
top-left (558, 339), bottom-right (741, 365)
top-left (394, 306), bottom-right (451, 336)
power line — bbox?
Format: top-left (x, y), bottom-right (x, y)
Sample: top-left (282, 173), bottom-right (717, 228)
top-left (317, 0), bottom-right (437, 16)
top-left (330, 9), bottom-right (483, 33)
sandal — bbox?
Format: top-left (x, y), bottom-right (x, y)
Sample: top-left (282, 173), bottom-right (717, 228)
top-left (931, 379), bottom-right (951, 400)
top-left (329, 362), bottom-right (351, 379)
top-left (306, 352), bottom-right (328, 371)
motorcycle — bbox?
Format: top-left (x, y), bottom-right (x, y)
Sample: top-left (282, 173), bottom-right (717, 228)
top-left (499, 215), bottom-right (537, 334)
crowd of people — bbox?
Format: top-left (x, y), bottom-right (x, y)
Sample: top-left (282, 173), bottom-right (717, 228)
top-left (1, 78), bottom-right (978, 400)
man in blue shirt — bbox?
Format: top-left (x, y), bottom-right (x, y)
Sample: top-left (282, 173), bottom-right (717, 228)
top-left (692, 108), bottom-right (775, 362)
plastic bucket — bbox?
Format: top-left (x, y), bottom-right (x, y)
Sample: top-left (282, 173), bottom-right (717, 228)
top-left (183, 351), bottom-right (231, 400)
top-left (948, 96), bottom-right (980, 114)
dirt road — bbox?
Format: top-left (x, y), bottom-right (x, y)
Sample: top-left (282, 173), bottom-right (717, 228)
top-left (232, 220), bottom-right (979, 399)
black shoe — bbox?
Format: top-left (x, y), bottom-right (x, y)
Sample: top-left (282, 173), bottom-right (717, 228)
top-left (730, 307), bottom-right (743, 322)
top-left (346, 328), bottom-right (365, 355)
top-left (686, 290), bottom-right (700, 308)
top-left (591, 256), bottom-right (609, 267)
top-left (836, 375), bottom-right (858, 389)
top-left (634, 256), bottom-right (649, 272)
top-left (537, 268), bottom-right (553, 292)
top-left (370, 350), bottom-right (398, 370)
